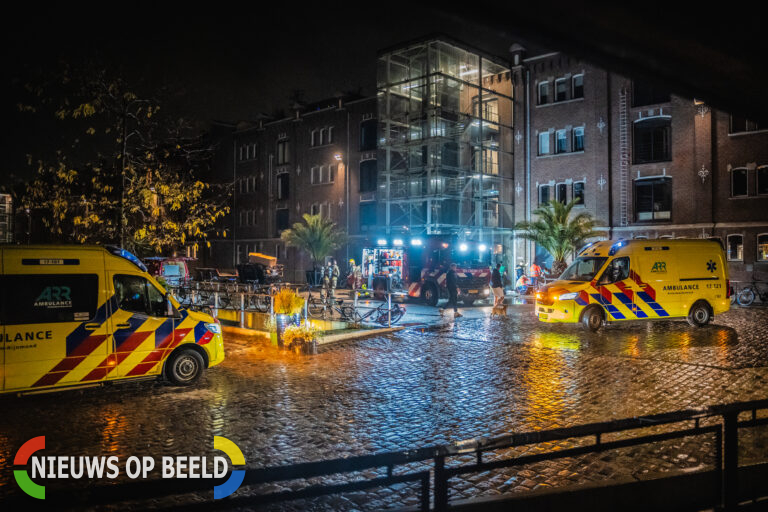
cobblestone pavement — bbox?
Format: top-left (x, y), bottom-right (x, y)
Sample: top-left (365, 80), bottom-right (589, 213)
top-left (1, 305), bottom-right (768, 510)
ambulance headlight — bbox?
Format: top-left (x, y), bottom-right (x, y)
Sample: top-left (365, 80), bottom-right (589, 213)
top-left (557, 292), bottom-right (578, 301)
top-left (205, 322), bottom-right (222, 334)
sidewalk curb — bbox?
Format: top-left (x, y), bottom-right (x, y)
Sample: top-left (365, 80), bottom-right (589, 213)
top-left (221, 324), bottom-right (405, 345)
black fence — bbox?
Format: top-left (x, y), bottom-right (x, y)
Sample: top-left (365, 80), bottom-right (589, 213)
top-left (7, 398), bottom-right (768, 511)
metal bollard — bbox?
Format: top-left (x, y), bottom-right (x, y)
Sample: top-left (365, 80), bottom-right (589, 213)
top-left (388, 292), bottom-right (392, 327)
top-left (213, 291), bottom-right (219, 319)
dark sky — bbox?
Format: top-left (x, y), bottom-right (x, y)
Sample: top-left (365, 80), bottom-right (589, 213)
top-left (0, 6), bottom-right (528, 188)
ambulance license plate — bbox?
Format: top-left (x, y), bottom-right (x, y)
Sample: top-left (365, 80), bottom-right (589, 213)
top-left (469, 289), bottom-right (478, 294)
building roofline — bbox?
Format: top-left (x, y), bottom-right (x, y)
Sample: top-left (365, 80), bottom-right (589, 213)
top-left (377, 32), bottom-right (511, 69)
top-left (523, 51), bottom-right (561, 63)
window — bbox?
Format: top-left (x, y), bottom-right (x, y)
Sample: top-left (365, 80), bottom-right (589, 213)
top-left (730, 115), bottom-right (760, 134)
top-left (359, 202), bottom-right (376, 229)
top-left (0, 274), bottom-right (98, 325)
top-left (556, 183), bottom-right (567, 204)
top-left (276, 208), bottom-right (290, 232)
top-left (311, 130), bottom-right (318, 147)
top-left (360, 160), bottom-right (377, 193)
top-left (758, 234), bottom-right (768, 261)
top-left (114, 274), bottom-right (167, 317)
top-left (360, 119), bottom-right (377, 151)
top-left (632, 81), bottom-right (670, 107)
top-left (539, 185), bottom-right (550, 204)
top-left (538, 81), bottom-right (549, 104)
top-left (277, 140), bottom-right (289, 165)
top-left (538, 131), bottom-right (550, 155)
top-left (573, 182), bottom-right (585, 205)
top-left (634, 177), bottom-right (672, 221)
top-left (572, 127), bottom-right (585, 151)
top-left (731, 168), bottom-right (748, 197)
top-left (727, 234), bottom-right (743, 261)
top-left (572, 74), bottom-right (584, 99)
top-left (555, 78), bottom-right (567, 102)
top-left (555, 130), bottom-right (567, 153)
top-left (759, 167), bottom-right (768, 195)
top-left (277, 173), bottom-right (289, 200)
top-left (633, 117), bottom-right (671, 164)
top-left (311, 203), bottom-right (319, 216)
top-left (599, 257), bottom-right (630, 284)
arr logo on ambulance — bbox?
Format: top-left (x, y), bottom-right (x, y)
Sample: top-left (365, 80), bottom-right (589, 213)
top-left (13, 435), bottom-right (246, 500)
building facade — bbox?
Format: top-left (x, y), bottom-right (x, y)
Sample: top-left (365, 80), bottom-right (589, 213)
top-left (210, 96), bottom-right (378, 281)
top-left (210, 36), bottom-right (768, 285)
top-left (511, 49), bottom-right (768, 281)
top-left (0, 194), bottom-right (12, 243)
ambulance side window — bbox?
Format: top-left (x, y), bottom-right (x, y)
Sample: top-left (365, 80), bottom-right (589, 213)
top-left (114, 275), bottom-right (167, 317)
top-left (1, 274), bottom-right (98, 325)
top-left (600, 257), bottom-right (630, 284)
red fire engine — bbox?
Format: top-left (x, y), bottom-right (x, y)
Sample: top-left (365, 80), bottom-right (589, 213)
top-left (362, 236), bottom-right (492, 306)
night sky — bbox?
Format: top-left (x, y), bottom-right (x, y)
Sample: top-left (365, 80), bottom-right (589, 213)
top-left (0, 6), bottom-right (526, 188)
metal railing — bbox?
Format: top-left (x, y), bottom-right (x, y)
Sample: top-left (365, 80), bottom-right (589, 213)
top-left (19, 398), bottom-right (768, 511)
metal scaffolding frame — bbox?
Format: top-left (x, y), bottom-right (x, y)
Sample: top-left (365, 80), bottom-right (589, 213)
top-left (377, 38), bottom-right (515, 251)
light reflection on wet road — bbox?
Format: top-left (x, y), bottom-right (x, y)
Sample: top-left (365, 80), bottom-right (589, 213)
top-left (1, 305), bottom-right (767, 508)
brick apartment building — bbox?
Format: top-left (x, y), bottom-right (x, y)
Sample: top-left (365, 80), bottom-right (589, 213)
top-left (510, 47), bottom-right (768, 281)
top-left (209, 95), bottom-right (378, 282)
top-left (209, 36), bottom-right (768, 284)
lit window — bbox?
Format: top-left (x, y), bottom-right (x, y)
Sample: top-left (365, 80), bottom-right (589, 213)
top-left (539, 185), bottom-right (550, 204)
top-left (758, 234), bottom-right (768, 261)
top-left (731, 168), bottom-right (748, 197)
top-left (555, 78), bottom-right (567, 102)
top-left (277, 140), bottom-right (289, 165)
top-left (573, 127), bottom-right (585, 151)
top-left (538, 81), bottom-right (549, 104)
top-left (572, 74), bottom-right (584, 99)
top-left (634, 177), bottom-right (672, 221)
top-left (538, 132), bottom-right (550, 155)
top-left (573, 182), bottom-right (585, 205)
top-left (556, 183), bottom-right (567, 204)
top-left (555, 130), bottom-right (567, 153)
top-left (727, 234), bottom-right (743, 261)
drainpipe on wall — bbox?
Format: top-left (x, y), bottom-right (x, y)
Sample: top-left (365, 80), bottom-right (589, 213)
top-left (232, 137), bottom-right (237, 268)
top-left (346, 107), bottom-right (350, 264)
top-left (525, 69), bottom-right (532, 265)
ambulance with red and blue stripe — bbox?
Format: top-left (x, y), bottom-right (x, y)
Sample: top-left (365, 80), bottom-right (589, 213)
top-left (536, 239), bottom-right (730, 331)
top-left (0, 245), bottom-right (225, 394)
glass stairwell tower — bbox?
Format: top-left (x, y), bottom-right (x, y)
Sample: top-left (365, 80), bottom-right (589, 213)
top-left (377, 37), bottom-right (514, 256)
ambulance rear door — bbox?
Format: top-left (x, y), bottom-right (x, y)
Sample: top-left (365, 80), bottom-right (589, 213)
top-left (2, 249), bottom-right (108, 391)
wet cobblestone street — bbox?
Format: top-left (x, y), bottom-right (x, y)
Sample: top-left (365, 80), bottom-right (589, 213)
top-left (2, 305), bottom-right (768, 509)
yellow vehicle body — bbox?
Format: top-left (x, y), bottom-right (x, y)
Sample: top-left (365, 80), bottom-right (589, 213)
top-left (536, 239), bottom-right (730, 328)
top-left (0, 245), bottom-right (224, 394)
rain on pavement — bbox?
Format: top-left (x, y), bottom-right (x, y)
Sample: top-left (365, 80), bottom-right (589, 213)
top-left (2, 303), bottom-right (768, 509)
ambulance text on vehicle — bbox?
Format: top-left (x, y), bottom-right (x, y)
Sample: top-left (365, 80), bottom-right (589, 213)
top-left (0, 245), bottom-right (225, 394)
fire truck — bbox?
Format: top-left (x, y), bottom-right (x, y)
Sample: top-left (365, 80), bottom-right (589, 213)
top-left (362, 236), bottom-right (492, 306)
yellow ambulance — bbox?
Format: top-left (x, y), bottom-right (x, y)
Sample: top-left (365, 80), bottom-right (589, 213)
top-left (535, 239), bottom-right (730, 331)
top-left (0, 245), bottom-right (225, 394)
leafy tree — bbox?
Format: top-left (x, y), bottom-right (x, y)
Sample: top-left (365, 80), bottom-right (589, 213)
top-left (280, 214), bottom-right (346, 269)
top-left (515, 200), bottom-right (602, 276)
top-left (19, 62), bottom-right (229, 256)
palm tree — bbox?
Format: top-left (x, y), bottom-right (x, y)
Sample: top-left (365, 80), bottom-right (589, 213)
top-left (280, 213), bottom-right (347, 270)
top-left (515, 200), bottom-right (602, 276)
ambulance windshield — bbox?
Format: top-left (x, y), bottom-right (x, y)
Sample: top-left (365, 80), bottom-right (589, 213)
top-left (559, 257), bottom-right (607, 281)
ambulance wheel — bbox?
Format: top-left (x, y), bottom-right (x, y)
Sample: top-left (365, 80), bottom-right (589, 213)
top-left (687, 301), bottom-right (712, 327)
top-left (581, 306), bottom-right (604, 332)
top-left (422, 284), bottom-right (439, 307)
top-left (166, 348), bottom-right (204, 385)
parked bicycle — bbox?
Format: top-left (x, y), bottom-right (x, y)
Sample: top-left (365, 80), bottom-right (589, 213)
top-left (307, 287), bottom-right (405, 325)
top-left (737, 280), bottom-right (768, 306)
